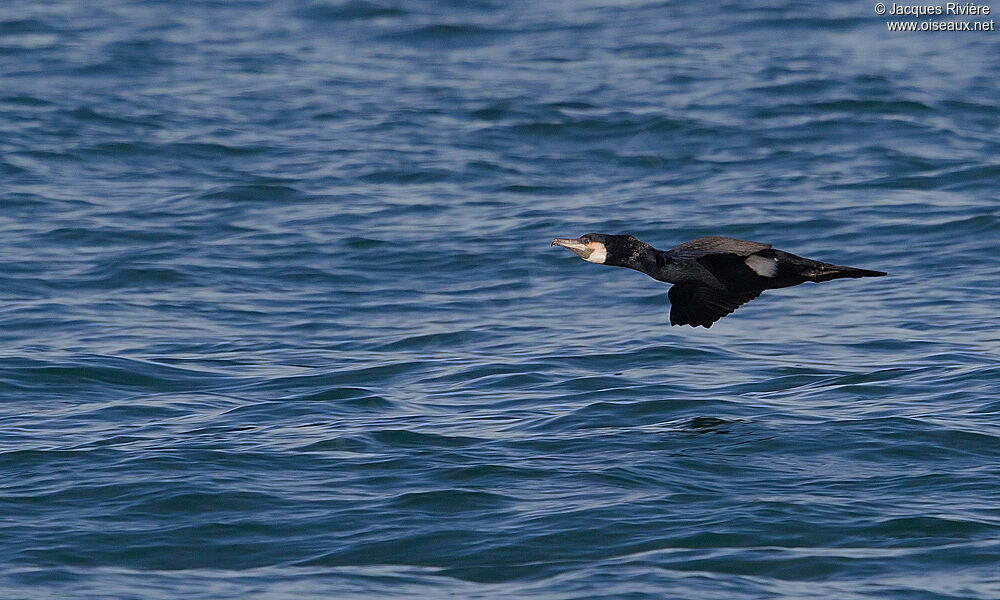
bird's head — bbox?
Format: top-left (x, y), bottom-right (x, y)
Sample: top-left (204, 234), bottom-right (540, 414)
top-left (551, 233), bottom-right (638, 266)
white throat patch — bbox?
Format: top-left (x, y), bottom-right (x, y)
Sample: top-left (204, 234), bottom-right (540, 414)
top-left (585, 241), bottom-right (608, 264)
top-left (745, 254), bottom-right (778, 277)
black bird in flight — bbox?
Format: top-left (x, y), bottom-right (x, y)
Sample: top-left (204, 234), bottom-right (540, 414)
top-left (552, 234), bottom-right (886, 328)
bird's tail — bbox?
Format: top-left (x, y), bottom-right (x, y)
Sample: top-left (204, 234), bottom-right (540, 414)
top-left (803, 262), bottom-right (886, 282)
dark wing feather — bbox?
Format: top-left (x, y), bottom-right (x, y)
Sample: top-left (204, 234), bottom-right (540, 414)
top-left (667, 283), bottom-right (763, 328)
top-left (668, 236), bottom-right (771, 259)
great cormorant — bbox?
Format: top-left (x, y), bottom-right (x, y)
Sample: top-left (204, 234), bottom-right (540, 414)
top-left (551, 233), bottom-right (886, 328)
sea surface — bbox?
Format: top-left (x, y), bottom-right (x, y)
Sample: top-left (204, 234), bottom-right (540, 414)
top-left (2, 1), bottom-right (1000, 598)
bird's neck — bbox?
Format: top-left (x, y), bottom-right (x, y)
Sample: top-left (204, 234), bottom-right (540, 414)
top-left (621, 247), bottom-right (678, 282)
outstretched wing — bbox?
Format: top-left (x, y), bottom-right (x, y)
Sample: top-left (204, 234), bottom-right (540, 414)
top-left (667, 283), bottom-right (763, 328)
top-left (668, 236), bottom-right (772, 260)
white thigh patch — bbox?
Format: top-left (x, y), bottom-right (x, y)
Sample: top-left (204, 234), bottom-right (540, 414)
top-left (745, 254), bottom-right (778, 277)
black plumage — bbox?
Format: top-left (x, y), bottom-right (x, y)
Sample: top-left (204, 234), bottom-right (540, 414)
top-left (551, 234), bottom-right (886, 328)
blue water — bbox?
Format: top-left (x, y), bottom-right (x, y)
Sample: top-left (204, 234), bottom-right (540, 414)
top-left (3, 1), bottom-right (1000, 598)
